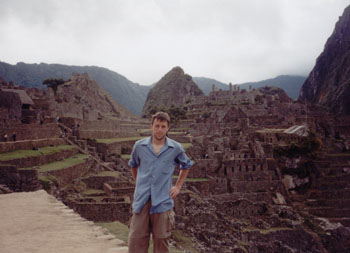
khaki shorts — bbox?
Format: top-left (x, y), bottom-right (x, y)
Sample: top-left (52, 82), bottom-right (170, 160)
top-left (128, 200), bottom-right (175, 253)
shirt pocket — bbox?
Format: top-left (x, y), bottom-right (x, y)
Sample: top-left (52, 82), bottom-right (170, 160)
top-left (161, 160), bottom-right (175, 174)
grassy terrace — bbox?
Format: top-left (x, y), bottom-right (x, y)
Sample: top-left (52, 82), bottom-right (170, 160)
top-left (95, 170), bottom-right (120, 177)
top-left (121, 154), bottom-right (131, 160)
top-left (84, 189), bottom-right (106, 195)
top-left (20, 154), bottom-right (89, 172)
top-left (181, 143), bottom-right (192, 150)
top-left (0, 145), bottom-right (76, 161)
top-left (173, 176), bottom-right (209, 182)
top-left (95, 136), bottom-right (144, 144)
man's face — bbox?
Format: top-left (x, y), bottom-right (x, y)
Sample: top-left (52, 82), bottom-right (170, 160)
top-left (151, 119), bottom-right (169, 141)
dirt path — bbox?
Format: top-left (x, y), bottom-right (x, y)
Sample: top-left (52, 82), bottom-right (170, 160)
top-left (0, 190), bottom-right (128, 253)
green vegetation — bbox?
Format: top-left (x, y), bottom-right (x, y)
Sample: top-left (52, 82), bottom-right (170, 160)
top-left (168, 131), bottom-right (185, 135)
top-left (173, 176), bottom-right (209, 182)
top-left (95, 221), bottom-right (154, 252)
top-left (95, 221), bottom-right (129, 244)
top-left (0, 145), bottom-right (76, 161)
top-left (96, 170), bottom-right (120, 177)
top-left (273, 132), bottom-right (322, 159)
top-left (38, 175), bottom-right (58, 191)
top-left (121, 154), bottom-right (131, 160)
top-left (42, 78), bottom-right (66, 93)
top-left (172, 230), bottom-right (200, 253)
top-left (181, 143), bottom-right (192, 150)
top-left (21, 154), bottom-right (88, 172)
top-left (95, 136), bottom-right (143, 144)
top-left (303, 217), bottom-right (326, 236)
top-left (273, 132), bottom-right (322, 193)
top-left (84, 189), bottom-right (106, 195)
top-left (146, 105), bottom-right (188, 123)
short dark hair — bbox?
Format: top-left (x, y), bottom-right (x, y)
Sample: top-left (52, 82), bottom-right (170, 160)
top-left (151, 111), bottom-right (170, 126)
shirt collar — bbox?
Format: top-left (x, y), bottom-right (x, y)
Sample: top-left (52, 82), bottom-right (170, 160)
top-left (140, 136), bottom-right (175, 148)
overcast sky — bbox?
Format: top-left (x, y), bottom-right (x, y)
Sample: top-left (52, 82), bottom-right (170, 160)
top-left (0, 0), bottom-right (348, 85)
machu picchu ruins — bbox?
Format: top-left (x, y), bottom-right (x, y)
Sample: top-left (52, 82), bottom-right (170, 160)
top-left (1, 3), bottom-right (350, 253)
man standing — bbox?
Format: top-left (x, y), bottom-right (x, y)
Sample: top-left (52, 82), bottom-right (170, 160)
top-left (128, 112), bottom-right (193, 253)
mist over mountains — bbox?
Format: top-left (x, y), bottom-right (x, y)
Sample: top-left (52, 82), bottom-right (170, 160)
top-left (0, 61), bottom-right (305, 116)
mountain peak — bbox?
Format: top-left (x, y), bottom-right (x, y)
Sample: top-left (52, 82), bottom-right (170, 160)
top-left (142, 67), bottom-right (204, 117)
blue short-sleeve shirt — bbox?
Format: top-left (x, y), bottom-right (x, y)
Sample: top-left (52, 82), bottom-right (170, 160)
top-left (128, 136), bottom-right (193, 214)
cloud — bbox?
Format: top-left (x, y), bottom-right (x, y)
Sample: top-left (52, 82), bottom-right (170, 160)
top-left (0, 0), bottom-right (348, 85)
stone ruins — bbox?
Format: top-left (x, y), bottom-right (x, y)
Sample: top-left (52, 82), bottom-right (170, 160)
top-left (1, 72), bottom-right (350, 252)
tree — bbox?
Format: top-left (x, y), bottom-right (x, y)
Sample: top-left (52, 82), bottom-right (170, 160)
top-left (42, 78), bottom-right (65, 93)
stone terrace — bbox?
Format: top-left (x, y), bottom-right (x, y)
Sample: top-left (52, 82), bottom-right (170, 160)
top-left (304, 153), bottom-right (350, 227)
top-left (0, 190), bottom-right (128, 253)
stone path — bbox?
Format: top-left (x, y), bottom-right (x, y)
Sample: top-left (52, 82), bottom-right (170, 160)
top-left (0, 190), bottom-right (128, 253)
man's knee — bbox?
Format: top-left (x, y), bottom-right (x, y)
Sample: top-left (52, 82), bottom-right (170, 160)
top-left (153, 237), bottom-right (169, 253)
top-left (128, 236), bottom-right (150, 253)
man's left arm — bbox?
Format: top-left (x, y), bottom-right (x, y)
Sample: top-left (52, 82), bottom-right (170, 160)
top-left (170, 169), bottom-right (189, 199)
top-left (170, 148), bottom-right (194, 199)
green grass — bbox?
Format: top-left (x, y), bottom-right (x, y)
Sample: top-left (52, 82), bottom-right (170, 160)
top-left (121, 154), bottom-right (131, 159)
top-left (95, 221), bottom-right (154, 252)
top-left (173, 176), bottom-right (209, 182)
top-left (172, 230), bottom-right (199, 253)
top-left (38, 175), bottom-right (58, 191)
top-left (139, 129), bottom-right (152, 133)
top-left (170, 128), bottom-right (188, 132)
top-left (95, 136), bottom-right (144, 144)
top-left (84, 189), bottom-right (106, 195)
top-left (168, 132), bottom-right (185, 135)
top-left (0, 145), bottom-right (76, 161)
top-left (96, 170), bottom-right (120, 177)
top-left (20, 154), bottom-right (89, 172)
top-left (181, 143), bottom-right (192, 150)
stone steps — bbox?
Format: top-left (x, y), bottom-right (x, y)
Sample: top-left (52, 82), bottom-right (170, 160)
top-left (0, 190), bottom-right (128, 253)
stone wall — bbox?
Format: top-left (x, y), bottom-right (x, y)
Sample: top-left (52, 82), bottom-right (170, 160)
top-left (0, 108), bottom-right (8, 121)
top-left (93, 140), bottom-right (137, 157)
top-left (82, 175), bottom-right (121, 190)
top-left (68, 200), bottom-right (131, 223)
top-left (0, 91), bottom-right (21, 120)
top-left (0, 122), bottom-right (61, 141)
top-left (0, 165), bottom-right (41, 192)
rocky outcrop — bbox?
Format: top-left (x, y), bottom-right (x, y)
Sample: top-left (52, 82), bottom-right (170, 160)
top-left (47, 73), bottom-right (136, 121)
top-left (142, 66), bottom-right (204, 117)
top-left (299, 5), bottom-right (350, 115)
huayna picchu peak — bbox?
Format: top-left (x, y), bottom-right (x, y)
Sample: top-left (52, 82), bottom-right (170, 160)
top-left (141, 66), bottom-right (204, 117)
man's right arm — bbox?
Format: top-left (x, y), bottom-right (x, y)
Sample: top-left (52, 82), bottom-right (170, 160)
top-left (131, 167), bottom-right (138, 182)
